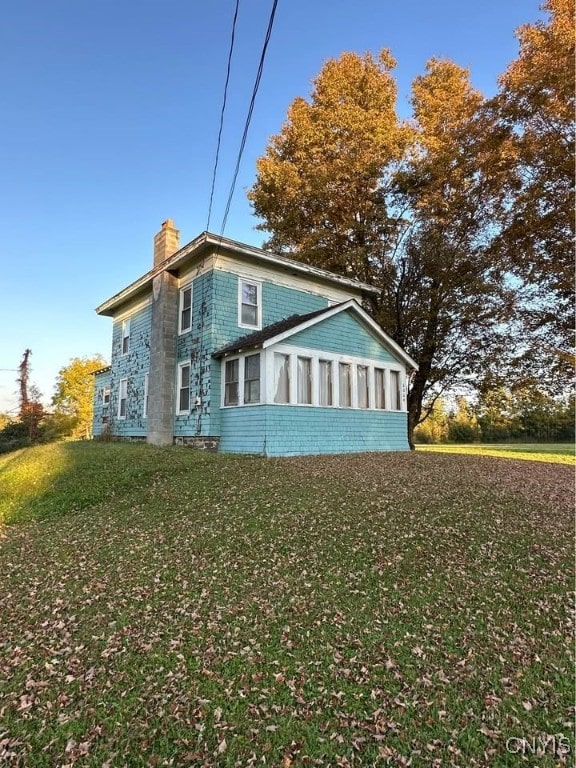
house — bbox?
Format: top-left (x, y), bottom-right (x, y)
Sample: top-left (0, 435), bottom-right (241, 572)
top-left (92, 221), bottom-right (417, 455)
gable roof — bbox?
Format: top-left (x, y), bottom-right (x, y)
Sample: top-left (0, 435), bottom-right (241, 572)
top-left (213, 299), bottom-right (418, 370)
top-left (96, 231), bottom-right (379, 316)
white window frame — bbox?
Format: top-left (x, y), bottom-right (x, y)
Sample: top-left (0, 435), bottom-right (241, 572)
top-left (143, 372), bottom-right (149, 418)
top-left (221, 353), bottom-right (264, 408)
top-left (117, 378), bottom-right (128, 420)
top-left (102, 386), bottom-right (111, 406)
top-left (121, 318), bottom-right (130, 355)
top-left (178, 283), bottom-right (193, 334)
top-left (176, 362), bottom-right (191, 415)
top-left (237, 278), bottom-right (262, 330)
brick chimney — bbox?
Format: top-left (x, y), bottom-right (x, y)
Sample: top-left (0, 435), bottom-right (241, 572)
top-left (153, 219), bottom-right (180, 267)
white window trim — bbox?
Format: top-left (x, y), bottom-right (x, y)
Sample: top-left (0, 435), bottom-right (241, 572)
top-left (143, 372), bottom-right (149, 418)
top-left (117, 378), bottom-right (128, 420)
top-left (178, 283), bottom-right (193, 335)
top-left (176, 362), bottom-right (191, 415)
top-left (220, 344), bottom-right (407, 412)
top-left (102, 387), bottom-right (111, 406)
top-left (237, 278), bottom-right (262, 330)
top-left (121, 318), bottom-right (130, 356)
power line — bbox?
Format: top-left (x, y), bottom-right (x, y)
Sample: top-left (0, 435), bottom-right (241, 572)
top-left (206, 0), bottom-right (241, 233)
top-left (219, 0), bottom-right (279, 238)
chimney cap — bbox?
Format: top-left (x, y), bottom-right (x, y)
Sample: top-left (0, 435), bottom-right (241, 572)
top-left (162, 219), bottom-right (175, 229)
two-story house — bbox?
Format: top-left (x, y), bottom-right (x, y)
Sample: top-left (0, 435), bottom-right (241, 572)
top-left (92, 220), bottom-right (417, 455)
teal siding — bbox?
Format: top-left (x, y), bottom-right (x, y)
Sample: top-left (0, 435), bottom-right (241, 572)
top-left (110, 303), bottom-right (151, 438)
top-left (175, 272), bottom-right (214, 437)
top-left (219, 405), bottom-right (409, 455)
top-left (92, 370), bottom-right (112, 436)
top-left (219, 406), bottom-right (267, 454)
top-left (211, 270), bottom-right (329, 351)
top-left (285, 309), bottom-right (397, 363)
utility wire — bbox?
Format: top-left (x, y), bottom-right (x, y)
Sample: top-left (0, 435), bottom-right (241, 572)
top-left (219, 0), bottom-right (279, 238)
top-left (206, 0), bottom-right (241, 232)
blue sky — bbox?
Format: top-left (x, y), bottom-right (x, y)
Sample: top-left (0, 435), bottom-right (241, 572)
top-left (0, 0), bottom-right (543, 412)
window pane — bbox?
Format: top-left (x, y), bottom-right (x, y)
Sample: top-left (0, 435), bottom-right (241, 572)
top-left (244, 354), bottom-right (261, 404)
top-left (319, 360), bottom-right (332, 406)
top-left (224, 359), bottom-right (239, 405)
top-left (357, 366), bottom-right (368, 408)
top-left (297, 357), bottom-right (312, 404)
top-left (120, 399), bottom-right (126, 417)
top-left (374, 369), bottom-right (385, 409)
top-left (391, 371), bottom-right (401, 410)
top-left (179, 365), bottom-right (190, 412)
top-left (242, 283), bottom-right (258, 305)
top-left (241, 303), bottom-right (257, 326)
top-left (274, 353), bottom-right (290, 403)
top-left (339, 363), bottom-right (351, 407)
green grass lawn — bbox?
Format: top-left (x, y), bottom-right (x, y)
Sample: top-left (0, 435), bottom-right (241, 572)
top-left (0, 443), bottom-right (574, 766)
top-left (417, 442), bottom-right (575, 464)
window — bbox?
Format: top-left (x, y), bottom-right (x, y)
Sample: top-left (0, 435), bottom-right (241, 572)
top-left (177, 364), bottom-right (191, 413)
top-left (339, 363), bottom-right (351, 407)
top-left (297, 357), bottom-right (312, 404)
top-left (143, 373), bottom-right (149, 418)
top-left (224, 359), bottom-right (239, 405)
top-left (239, 279), bottom-right (261, 328)
top-left (274, 353), bottom-right (290, 404)
top-left (102, 387), bottom-right (111, 406)
top-left (244, 354), bottom-right (261, 404)
top-left (390, 370), bottom-right (401, 410)
top-left (179, 285), bottom-right (192, 333)
top-left (319, 360), bottom-right (333, 406)
top-left (118, 378), bottom-right (128, 419)
top-left (357, 365), bottom-right (369, 409)
top-left (374, 368), bottom-right (386, 409)
top-left (121, 319), bottom-right (130, 355)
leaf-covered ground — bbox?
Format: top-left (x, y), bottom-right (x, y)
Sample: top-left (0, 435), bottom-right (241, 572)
top-left (0, 443), bottom-right (573, 767)
top-left (417, 443), bottom-right (575, 464)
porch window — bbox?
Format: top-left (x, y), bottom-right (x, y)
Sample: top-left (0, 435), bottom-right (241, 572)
top-left (339, 363), bottom-right (351, 407)
top-left (374, 368), bottom-right (386, 409)
top-left (244, 354), bottom-right (261, 404)
top-left (390, 370), bottom-right (401, 410)
top-left (319, 360), bottom-right (333, 406)
top-left (224, 359), bottom-right (239, 405)
top-left (274, 353), bottom-right (290, 404)
top-left (357, 365), bottom-right (369, 409)
top-left (297, 356), bottom-right (312, 404)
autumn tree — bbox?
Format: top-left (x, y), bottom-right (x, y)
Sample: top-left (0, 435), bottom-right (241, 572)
top-left (494, 0), bottom-right (575, 359)
top-left (52, 355), bottom-right (107, 439)
top-left (250, 53), bottom-right (513, 447)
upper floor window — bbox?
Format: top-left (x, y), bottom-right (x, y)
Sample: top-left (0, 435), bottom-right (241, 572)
top-left (118, 378), bottom-right (128, 419)
top-left (238, 279), bottom-right (261, 329)
top-left (177, 363), bottom-right (191, 414)
top-left (121, 319), bottom-right (130, 355)
top-left (179, 284), bottom-right (192, 334)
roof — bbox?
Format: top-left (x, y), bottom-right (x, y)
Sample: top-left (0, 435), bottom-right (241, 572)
top-left (213, 299), bottom-right (419, 371)
top-left (95, 231), bottom-right (379, 316)
top-left (91, 366), bottom-right (112, 376)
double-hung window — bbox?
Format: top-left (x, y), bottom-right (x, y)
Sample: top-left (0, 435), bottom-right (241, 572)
top-left (121, 319), bottom-right (130, 355)
top-left (239, 279), bottom-right (261, 329)
top-left (143, 373), bottom-right (149, 418)
top-left (224, 359), bottom-right (239, 406)
top-left (244, 354), bottom-right (261, 404)
top-left (177, 363), bottom-right (191, 413)
top-left (102, 387), bottom-right (111, 406)
top-left (179, 284), bottom-right (192, 334)
top-left (118, 378), bottom-right (128, 419)
top-left (319, 360), bottom-right (333, 406)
